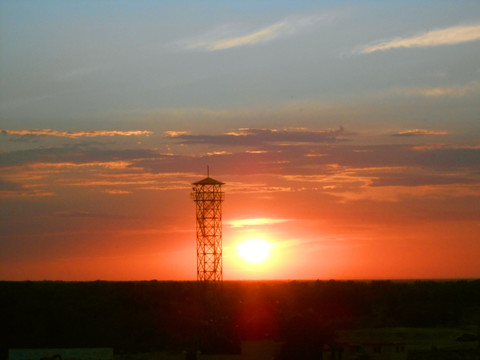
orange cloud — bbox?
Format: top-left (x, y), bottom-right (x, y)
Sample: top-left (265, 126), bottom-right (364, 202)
top-left (226, 181), bottom-right (293, 194)
top-left (245, 150), bottom-right (269, 154)
top-left (2, 129), bottom-right (152, 138)
top-left (393, 129), bottom-right (448, 136)
top-left (104, 189), bottom-right (131, 195)
top-left (304, 153), bottom-right (327, 157)
top-left (395, 82), bottom-right (480, 97)
top-left (0, 189), bottom-right (54, 198)
top-left (164, 131), bottom-right (190, 137)
top-left (411, 144), bottom-right (480, 151)
top-left (227, 218), bottom-right (293, 228)
top-left (203, 151), bottom-right (232, 156)
top-left (170, 126), bottom-right (347, 146)
top-left (29, 161), bottom-right (132, 170)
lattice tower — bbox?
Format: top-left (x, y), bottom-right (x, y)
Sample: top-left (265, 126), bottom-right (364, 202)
top-left (191, 170), bottom-right (225, 281)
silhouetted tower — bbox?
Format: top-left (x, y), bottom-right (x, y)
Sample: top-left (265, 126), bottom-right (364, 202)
top-left (191, 167), bottom-right (225, 281)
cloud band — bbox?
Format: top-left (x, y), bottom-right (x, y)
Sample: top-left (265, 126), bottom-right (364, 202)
top-left (2, 129), bottom-right (153, 138)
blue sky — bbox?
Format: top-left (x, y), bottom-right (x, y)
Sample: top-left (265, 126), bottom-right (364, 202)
top-left (2, 1), bottom-right (479, 130)
top-left (1, 1), bottom-right (480, 280)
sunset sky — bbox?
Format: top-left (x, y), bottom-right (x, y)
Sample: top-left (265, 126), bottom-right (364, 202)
top-left (1, 1), bottom-right (480, 280)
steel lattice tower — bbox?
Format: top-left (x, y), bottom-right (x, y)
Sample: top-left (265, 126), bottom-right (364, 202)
top-left (191, 169), bottom-right (225, 281)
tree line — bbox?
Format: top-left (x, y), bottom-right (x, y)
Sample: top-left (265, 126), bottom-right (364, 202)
top-left (1, 280), bottom-right (479, 356)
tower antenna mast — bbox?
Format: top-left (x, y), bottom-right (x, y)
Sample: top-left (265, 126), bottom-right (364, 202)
top-left (191, 168), bottom-right (224, 281)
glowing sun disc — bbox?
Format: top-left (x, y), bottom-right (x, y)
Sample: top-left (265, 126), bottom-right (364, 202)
top-left (237, 239), bottom-right (271, 263)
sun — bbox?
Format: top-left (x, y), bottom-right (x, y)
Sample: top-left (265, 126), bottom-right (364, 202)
top-left (236, 239), bottom-right (272, 263)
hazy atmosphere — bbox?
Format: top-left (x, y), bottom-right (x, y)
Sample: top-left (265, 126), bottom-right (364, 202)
top-left (1, 0), bottom-right (480, 280)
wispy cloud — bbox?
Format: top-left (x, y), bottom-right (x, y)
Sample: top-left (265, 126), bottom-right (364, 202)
top-left (104, 189), bottom-right (131, 195)
top-left (226, 181), bottom-right (293, 194)
top-left (360, 24), bottom-right (480, 54)
top-left (55, 210), bottom-right (95, 218)
top-left (411, 144), bottom-right (480, 151)
top-left (395, 82), bottom-right (480, 97)
top-left (0, 189), bottom-right (54, 198)
top-left (393, 129), bottom-right (448, 137)
top-left (2, 129), bottom-right (153, 138)
top-left (189, 22), bottom-right (285, 51)
top-left (55, 66), bottom-right (102, 82)
top-left (245, 150), bottom-right (269, 154)
top-left (0, 180), bottom-right (54, 198)
top-left (172, 13), bottom-right (335, 52)
top-left (0, 147), bottom-right (157, 167)
top-left (166, 126), bottom-right (347, 146)
top-left (204, 151), bottom-right (232, 156)
top-left (28, 161), bottom-right (132, 170)
top-left (164, 131), bottom-right (190, 137)
top-left (227, 218), bottom-right (293, 228)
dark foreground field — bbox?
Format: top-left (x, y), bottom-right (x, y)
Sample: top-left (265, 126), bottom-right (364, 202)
top-left (1, 280), bottom-right (479, 358)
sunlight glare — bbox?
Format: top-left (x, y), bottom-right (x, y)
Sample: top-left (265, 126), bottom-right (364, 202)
top-left (237, 239), bottom-right (272, 263)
